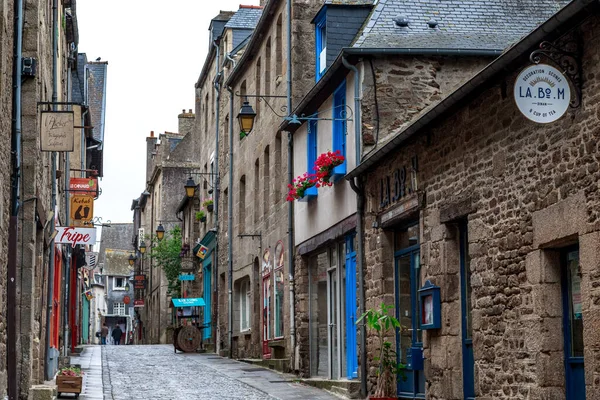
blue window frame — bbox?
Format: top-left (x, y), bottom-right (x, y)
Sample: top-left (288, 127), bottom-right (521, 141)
top-left (331, 82), bottom-right (347, 181)
top-left (300, 120), bottom-right (318, 202)
top-left (315, 9), bottom-right (327, 82)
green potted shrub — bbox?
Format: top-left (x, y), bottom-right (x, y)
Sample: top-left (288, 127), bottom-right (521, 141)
top-left (202, 198), bottom-right (214, 212)
top-left (195, 210), bottom-right (206, 223)
top-left (357, 303), bottom-right (406, 400)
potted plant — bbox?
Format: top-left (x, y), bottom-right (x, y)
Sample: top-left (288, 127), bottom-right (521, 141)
top-left (195, 210), bottom-right (206, 223)
top-left (202, 198), bottom-right (214, 212)
top-left (56, 366), bottom-right (83, 397)
top-left (286, 172), bottom-right (317, 201)
top-left (357, 303), bottom-right (406, 400)
top-left (314, 150), bottom-right (345, 186)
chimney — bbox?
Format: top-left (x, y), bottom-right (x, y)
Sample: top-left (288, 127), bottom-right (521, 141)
top-left (150, 130), bottom-right (154, 137)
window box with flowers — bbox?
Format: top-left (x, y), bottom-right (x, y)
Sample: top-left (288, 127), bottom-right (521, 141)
top-left (287, 172), bottom-right (318, 202)
top-left (202, 198), bottom-right (214, 213)
top-left (314, 150), bottom-right (345, 185)
top-left (56, 366), bottom-right (83, 397)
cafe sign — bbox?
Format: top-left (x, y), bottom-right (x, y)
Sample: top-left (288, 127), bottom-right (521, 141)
top-left (514, 64), bottom-right (570, 124)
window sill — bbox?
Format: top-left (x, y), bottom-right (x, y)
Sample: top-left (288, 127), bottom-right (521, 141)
top-left (298, 186), bottom-right (317, 202)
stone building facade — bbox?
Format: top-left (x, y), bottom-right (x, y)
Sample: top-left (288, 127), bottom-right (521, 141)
top-left (347, 1), bottom-right (600, 399)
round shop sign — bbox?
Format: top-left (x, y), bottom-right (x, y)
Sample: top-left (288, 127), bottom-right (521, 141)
top-left (123, 295), bottom-right (131, 305)
top-left (514, 64), bottom-right (570, 124)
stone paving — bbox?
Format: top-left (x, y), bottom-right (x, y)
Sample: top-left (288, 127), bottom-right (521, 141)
top-left (67, 345), bottom-right (103, 400)
top-left (98, 344), bottom-right (341, 400)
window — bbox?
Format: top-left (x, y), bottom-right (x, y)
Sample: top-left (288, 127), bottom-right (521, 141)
top-left (263, 146), bottom-right (270, 229)
top-left (114, 277), bottom-right (125, 290)
top-left (240, 280), bottom-right (250, 331)
top-left (265, 37), bottom-right (271, 96)
top-left (275, 133), bottom-right (282, 202)
top-left (332, 81), bottom-right (347, 177)
top-left (276, 14), bottom-right (283, 78)
top-left (239, 175), bottom-right (246, 234)
top-left (303, 120), bottom-right (319, 200)
top-left (315, 10), bottom-right (327, 81)
top-left (113, 302), bottom-right (125, 315)
top-left (254, 159), bottom-right (260, 224)
top-left (255, 58), bottom-right (261, 116)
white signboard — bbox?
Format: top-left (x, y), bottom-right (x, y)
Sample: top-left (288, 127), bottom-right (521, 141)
top-left (514, 64), bottom-right (570, 124)
top-left (55, 226), bottom-right (97, 246)
top-left (40, 111), bottom-right (74, 151)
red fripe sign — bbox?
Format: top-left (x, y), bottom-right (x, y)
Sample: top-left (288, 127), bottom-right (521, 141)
top-left (55, 227), bottom-right (97, 246)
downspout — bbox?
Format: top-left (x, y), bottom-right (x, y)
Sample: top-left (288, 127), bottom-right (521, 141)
top-left (8, 0), bottom-right (24, 394)
top-left (226, 86), bottom-right (234, 358)
top-left (81, 108), bottom-right (88, 176)
top-left (343, 56), bottom-right (367, 398)
top-left (212, 39), bottom-right (220, 350)
top-left (286, 0), bottom-right (297, 371)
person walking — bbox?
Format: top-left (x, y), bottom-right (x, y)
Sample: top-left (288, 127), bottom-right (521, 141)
top-left (101, 323), bottom-right (109, 345)
top-left (111, 325), bottom-right (123, 345)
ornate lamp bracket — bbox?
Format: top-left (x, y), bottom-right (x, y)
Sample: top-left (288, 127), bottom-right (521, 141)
top-left (529, 40), bottom-right (582, 108)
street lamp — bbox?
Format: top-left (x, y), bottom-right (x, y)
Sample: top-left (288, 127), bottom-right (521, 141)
top-left (237, 100), bottom-right (256, 135)
top-left (128, 254), bottom-right (136, 266)
top-left (139, 241), bottom-right (146, 255)
top-left (184, 177), bottom-right (196, 199)
top-left (156, 223), bottom-right (165, 241)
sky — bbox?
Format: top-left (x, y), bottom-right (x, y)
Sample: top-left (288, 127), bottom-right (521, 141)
top-left (77, 0), bottom-right (260, 225)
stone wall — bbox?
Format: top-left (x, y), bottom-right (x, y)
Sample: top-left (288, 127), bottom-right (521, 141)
top-left (360, 55), bottom-right (490, 145)
top-left (362, 16), bottom-right (600, 400)
top-left (0, 0), bottom-right (14, 395)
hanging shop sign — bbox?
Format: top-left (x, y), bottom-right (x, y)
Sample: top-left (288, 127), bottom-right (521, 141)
top-left (84, 290), bottom-right (93, 301)
top-left (132, 274), bottom-right (147, 289)
top-left (70, 195), bottom-right (94, 226)
top-left (69, 177), bottom-right (99, 197)
top-left (514, 64), bottom-right (570, 124)
top-left (178, 274), bottom-right (195, 281)
top-left (55, 226), bottom-right (97, 246)
top-left (134, 299), bottom-right (145, 308)
top-left (195, 244), bottom-right (209, 260)
top-left (40, 111), bottom-right (74, 152)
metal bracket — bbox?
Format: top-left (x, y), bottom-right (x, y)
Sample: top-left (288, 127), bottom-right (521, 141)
top-left (529, 39), bottom-right (582, 108)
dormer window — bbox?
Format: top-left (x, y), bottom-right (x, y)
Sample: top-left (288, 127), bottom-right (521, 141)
top-left (315, 12), bottom-right (327, 82)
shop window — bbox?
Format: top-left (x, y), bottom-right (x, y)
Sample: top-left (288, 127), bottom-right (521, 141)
top-left (274, 241), bottom-right (285, 338)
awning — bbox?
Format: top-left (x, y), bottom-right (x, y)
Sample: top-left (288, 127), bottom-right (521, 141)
top-left (172, 298), bottom-right (206, 307)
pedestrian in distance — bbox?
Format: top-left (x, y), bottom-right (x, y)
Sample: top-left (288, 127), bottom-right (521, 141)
top-left (111, 325), bottom-right (123, 345)
top-left (101, 323), bottom-right (109, 345)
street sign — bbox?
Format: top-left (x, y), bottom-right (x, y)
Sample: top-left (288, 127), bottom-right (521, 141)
top-left (70, 195), bottom-right (94, 226)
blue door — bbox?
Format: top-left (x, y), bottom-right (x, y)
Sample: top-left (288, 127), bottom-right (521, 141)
top-left (459, 223), bottom-right (475, 399)
top-left (203, 262), bottom-right (212, 340)
top-left (395, 248), bottom-right (425, 399)
top-left (345, 234), bottom-right (358, 379)
top-left (562, 248), bottom-right (585, 400)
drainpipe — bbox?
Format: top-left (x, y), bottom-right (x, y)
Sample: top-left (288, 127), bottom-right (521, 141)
top-left (343, 56), bottom-right (367, 398)
top-left (285, 0), bottom-right (297, 371)
top-left (81, 108), bottom-right (88, 176)
top-left (226, 86), bottom-right (234, 358)
top-left (212, 39), bottom-right (220, 350)
top-left (8, 0), bottom-right (24, 395)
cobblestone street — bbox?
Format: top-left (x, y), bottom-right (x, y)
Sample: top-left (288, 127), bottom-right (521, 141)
top-left (95, 345), bottom-right (338, 400)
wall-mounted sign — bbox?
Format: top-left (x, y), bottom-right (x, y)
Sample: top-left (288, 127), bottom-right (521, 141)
top-left (69, 178), bottom-right (99, 197)
top-left (70, 195), bottom-right (94, 226)
top-left (132, 274), bottom-right (147, 289)
top-left (514, 64), bottom-right (570, 123)
top-left (123, 295), bottom-right (131, 305)
top-left (178, 274), bottom-right (195, 281)
top-left (134, 299), bottom-right (145, 308)
top-left (40, 111), bottom-right (74, 152)
top-left (379, 156), bottom-right (418, 211)
top-left (55, 226), bottom-right (97, 246)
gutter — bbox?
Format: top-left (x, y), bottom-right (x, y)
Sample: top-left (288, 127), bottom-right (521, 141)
top-left (212, 39), bottom-right (221, 351)
top-left (345, 0), bottom-right (598, 180)
top-left (280, 47), bottom-right (501, 134)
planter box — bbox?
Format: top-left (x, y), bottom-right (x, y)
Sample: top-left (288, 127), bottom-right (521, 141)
top-left (57, 375), bottom-right (82, 396)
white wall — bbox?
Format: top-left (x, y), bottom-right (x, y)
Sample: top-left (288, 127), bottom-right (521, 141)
top-left (293, 71), bottom-right (358, 245)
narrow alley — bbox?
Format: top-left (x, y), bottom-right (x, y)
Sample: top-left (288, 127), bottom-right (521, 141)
top-left (70, 345), bottom-right (339, 400)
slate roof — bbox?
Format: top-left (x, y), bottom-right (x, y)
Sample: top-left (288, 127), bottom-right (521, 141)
top-left (325, 0), bottom-right (374, 4)
top-left (72, 53), bottom-right (87, 105)
top-left (224, 6), bottom-right (262, 29)
top-left (353, 0), bottom-right (571, 50)
top-left (86, 61), bottom-right (108, 146)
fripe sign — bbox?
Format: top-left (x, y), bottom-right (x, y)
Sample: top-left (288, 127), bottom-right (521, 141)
top-left (55, 226), bottom-right (97, 246)
top-left (514, 64), bottom-right (570, 124)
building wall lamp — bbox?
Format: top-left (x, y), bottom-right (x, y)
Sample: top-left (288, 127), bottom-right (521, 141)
top-left (184, 171), bottom-right (219, 199)
top-left (235, 92), bottom-right (354, 135)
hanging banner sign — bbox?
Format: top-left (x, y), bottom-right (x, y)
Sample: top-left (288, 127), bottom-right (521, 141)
top-left (69, 178), bottom-right (99, 196)
top-left (514, 64), bottom-right (570, 124)
top-left (40, 111), bottom-right (75, 152)
top-left (70, 195), bottom-right (94, 226)
top-left (55, 226), bottom-right (97, 246)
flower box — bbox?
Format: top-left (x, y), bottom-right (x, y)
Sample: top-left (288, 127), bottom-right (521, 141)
top-left (57, 374), bottom-right (82, 396)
